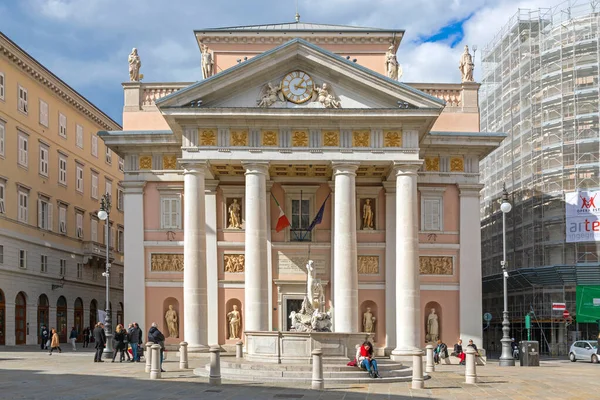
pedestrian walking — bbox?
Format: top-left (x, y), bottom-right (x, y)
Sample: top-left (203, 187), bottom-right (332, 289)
top-left (93, 322), bottom-right (106, 363)
top-left (69, 327), bottom-right (78, 351)
top-left (128, 322), bottom-right (142, 362)
top-left (82, 327), bottom-right (90, 348)
top-left (48, 328), bottom-right (62, 355)
top-left (112, 324), bottom-right (130, 363)
top-left (40, 325), bottom-right (49, 350)
top-left (148, 322), bottom-right (166, 372)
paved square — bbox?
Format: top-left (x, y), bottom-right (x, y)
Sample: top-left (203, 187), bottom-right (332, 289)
top-left (1, 346), bottom-right (598, 399)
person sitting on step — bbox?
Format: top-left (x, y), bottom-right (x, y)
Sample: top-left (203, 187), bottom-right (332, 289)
top-left (356, 341), bottom-right (381, 379)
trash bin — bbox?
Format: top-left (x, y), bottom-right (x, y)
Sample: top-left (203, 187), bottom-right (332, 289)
top-left (519, 341), bottom-right (540, 367)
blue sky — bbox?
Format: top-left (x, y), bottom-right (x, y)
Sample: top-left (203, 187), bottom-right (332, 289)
top-left (0, 0), bottom-right (553, 125)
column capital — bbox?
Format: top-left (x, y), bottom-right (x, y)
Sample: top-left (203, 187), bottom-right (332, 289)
top-left (458, 183), bottom-right (484, 197)
top-left (242, 161), bottom-right (270, 177)
top-left (331, 162), bottom-right (360, 176)
top-left (391, 161), bottom-right (422, 177)
top-left (181, 160), bottom-right (208, 175)
top-left (121, 181), bottom-right (146, 194)
top-left (266, 180), bottom-right (274, 192)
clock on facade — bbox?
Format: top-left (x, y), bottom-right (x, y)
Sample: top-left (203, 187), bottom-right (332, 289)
top-left (281, 71), bottom-right (314, 104)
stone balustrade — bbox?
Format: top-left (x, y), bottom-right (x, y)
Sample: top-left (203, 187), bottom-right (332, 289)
top-left (142, 84), bottom-right (191, 106)
top-left (408, 84), bottom-right (462, 107)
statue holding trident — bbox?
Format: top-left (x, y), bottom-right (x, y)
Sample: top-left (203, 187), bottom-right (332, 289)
top-left (305, 260), bottom-right (315, 306)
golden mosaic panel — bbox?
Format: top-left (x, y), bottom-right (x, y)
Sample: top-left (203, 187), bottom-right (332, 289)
top-left (224, 254), bottom-right (245, 273)
top-left (383, 130), bottom-right (402, 147)
top-left (151, 253), bottom-right (184, 272)
top-left (450, 157), bottom-right (464, 172)
top-left (419, 256), bottom-right (453, 275)
top-left (162, 155), bottom-right (177, 170)
top-left (261, 130), bottom-right (278, 146)
top-left (425, 157), bottom-right (440, 172)
top-left (352, 130), bottom-right (370, 147)
top-left (139, 156), bottom-right (152, 170)
top-left (358, 256), bottom-right (379, 274)
top-left (323, 130), bottom-right (340, 147)
top-left (200, 129), bottom-right (217, 146)
top-left (268, 164), bottom-right (331, 178)
top-left (291, 130), bottom-right (309, 147)
top-left (210, 164), bottom-right (246, 176)
top-left (230, 130), bottom-right (248, 146)
top-left (356, 165), bottom-right (390, 178)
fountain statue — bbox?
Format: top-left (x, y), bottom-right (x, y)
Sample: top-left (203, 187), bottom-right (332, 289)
top-left (289, 260), bottom-right (332, 332)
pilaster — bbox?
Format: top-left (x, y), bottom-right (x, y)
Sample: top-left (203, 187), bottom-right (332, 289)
top-left (205, 180), bottom-right (219, 345)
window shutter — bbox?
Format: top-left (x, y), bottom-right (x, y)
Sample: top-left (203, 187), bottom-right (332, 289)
top-left (161, 198), bottom-right (169, 228)
top-left (38, 199), bottom-right (43, 228)
top-left (176, 198), bottom-right (181, 229)
top-left (423, 198), bottom-right (441, 231)
top-left (47, 203), bottom-right (53, 231)
top-left (91, 219), bottom-right (97, 242)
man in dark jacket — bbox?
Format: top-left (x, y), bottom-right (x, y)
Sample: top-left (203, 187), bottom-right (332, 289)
top-left (148, 322), bottom-right (166, 372)
top-left (128, 322), bottom-right (142, 362)
top-left (93, 322), bottom-right (106, 362)
top-left (40, 325), bottom-right (49, 350)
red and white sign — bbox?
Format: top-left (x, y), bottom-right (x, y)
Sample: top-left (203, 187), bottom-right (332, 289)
top-left (563, 310), bottom-right (570, 318)
top-left (552, 303), bottom-right (567, 311)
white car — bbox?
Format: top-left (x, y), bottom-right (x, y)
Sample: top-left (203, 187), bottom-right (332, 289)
top-left (569, 340), bottom-right (599, 363)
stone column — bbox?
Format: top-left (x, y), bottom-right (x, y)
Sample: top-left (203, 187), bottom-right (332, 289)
top-left (332, 162), bottom-right (359, 333)
top-left (243, 162), bottom-right (270, 332)
top-left (205, 181), bottom-right (219, 345)
top-left (183, 162), bottom-right (208, 351)
top-left (458, 184), bottom-right (484, 349)
top-left (266, 181), bottom-right (274, 331)
top-left (383, 181), bottom-right (396, 353)
top-left (122, 181), bottom-right (146, 334)
top-left (392, 163), bottom-right (421, 360)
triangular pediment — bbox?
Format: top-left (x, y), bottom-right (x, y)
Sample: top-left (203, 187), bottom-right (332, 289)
top-left (156, 38), bottom-right (444, 111)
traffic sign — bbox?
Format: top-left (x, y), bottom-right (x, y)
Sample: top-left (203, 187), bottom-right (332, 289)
top-left (563, 310), bottom-right (570, 318)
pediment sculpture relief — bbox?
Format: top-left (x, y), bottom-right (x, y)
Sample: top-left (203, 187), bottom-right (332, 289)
top-left (257, 70), bottom-right (341, 109)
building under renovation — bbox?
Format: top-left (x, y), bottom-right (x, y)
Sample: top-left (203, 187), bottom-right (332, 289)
top-left (480, 0), bottom-right (600, 355)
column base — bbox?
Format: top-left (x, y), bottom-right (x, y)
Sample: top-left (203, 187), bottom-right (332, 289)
top-left (187, 344), bottom-right (210, 353)
top-left (391, 347), bottom-right (421, 362)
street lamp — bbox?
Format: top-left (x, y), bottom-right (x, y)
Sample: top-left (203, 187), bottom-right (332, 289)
top-left (98, 194), bottom-right (114, 359)
top-left (499, 183), bottom-right (515, 366)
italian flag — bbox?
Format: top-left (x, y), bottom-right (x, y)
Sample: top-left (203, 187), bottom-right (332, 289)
top-left (272, 193), bottom-right (291, 233)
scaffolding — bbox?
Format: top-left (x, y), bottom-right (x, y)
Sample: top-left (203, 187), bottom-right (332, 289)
top-left (480, 0), bottom-right (600, 352)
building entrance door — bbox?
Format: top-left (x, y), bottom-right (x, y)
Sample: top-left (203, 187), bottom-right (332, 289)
top-left (37, 294), bottom-right (49, 344)
top-left (15, 292), bottom-right (26, 345)
top-left (285, 298), bottom-right (304, 331)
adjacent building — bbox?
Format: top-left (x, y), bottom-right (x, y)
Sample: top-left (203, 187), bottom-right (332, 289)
top-left (480, 1), bottom-right (600, 354)
top-left (101, 20), bottom-right (502, 355)
top-left (0, 32), bottom-right (124, 345)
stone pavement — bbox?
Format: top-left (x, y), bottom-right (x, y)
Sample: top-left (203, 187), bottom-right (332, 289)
top-left (0, 345), bottom-right (599, 399)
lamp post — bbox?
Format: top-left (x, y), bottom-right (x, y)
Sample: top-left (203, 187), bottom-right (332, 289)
top-left (98, 194), bottom-right (114, 359)
top-left (499, 184), bottom-right (514, 366)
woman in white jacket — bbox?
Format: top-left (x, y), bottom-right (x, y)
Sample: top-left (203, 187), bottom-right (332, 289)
top-left (356, 341), bottom-right (381, 378)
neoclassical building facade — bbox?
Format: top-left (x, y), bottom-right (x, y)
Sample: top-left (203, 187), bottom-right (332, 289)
top-left (101, 22), bottom-right (503, 356)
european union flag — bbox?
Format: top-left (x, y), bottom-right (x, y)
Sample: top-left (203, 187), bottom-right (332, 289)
top-left (307, 194), bottom-right (330, 231)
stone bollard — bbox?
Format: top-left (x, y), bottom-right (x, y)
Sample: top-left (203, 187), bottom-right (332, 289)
top-left (179, 342), bottom-right (188, 369)
top-left (236, 341), bottom-right (243, 358)
top-left (209, 345), bottom-right (221, 385)
top-left (145, 342), bottom-right (153, 373)
top-left (425, 344), bottom-right (435, 373)
top-left (311, 349), bottom-right (324, 390)
top-left (465, 346), bottom-right (477, 384)
top-left (411, 350), bottom-right (425, 389)
top-left (150, 344), bottom-right (161, 379)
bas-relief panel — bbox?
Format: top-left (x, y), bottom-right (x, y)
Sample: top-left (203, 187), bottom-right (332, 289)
top-left (357, 256), bottom-right (379, 274)
top-left (383, 130), bottom-right (402, 147)
top-left (450, 157), bottom-right (464, 172)
top-left (425, 157), bottom-right (440, 172)
top-left (277, 252), bottom-right (327, 275)
top-left (352, 130), bottom-right (370, 147)
top-left (323, 130), bottom-right (340, 147)
top-left (291, 130), bottom-right (309, 147)
top-left (419, 256), bottom-right (453, 275)
top-left (230, 130), bottom-right (249, 146)
top-left (151, 253), bottom-right (184, 272)
top-left (200, 129), bottom-right (217, 146)
top-left (162, 155), bottom-right (177, 170)
top-left (139, 156), bottom-right (152, 170)
top-left (262, 130), bottom-right (278, 146)
top-left (224, 254), bottom-right (245, 273)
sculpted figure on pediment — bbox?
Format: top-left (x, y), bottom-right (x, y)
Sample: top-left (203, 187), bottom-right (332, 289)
top-left (128, 48), bottom-right (142, 82)
top-left (385, 44), bottom-right (400, 80)
top-left (314, 83), bottom-right (341, 108)
top-left (257, 82), bottom-right (283, 108)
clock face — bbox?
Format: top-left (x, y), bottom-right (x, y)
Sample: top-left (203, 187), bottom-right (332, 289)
top-left (281, 71), bottom-right (314, 104)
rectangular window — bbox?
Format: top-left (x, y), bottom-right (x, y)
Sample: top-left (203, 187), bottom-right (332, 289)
top-left (58, 156), bottom-right (67, 185)
top-left (105, 146), bottom-right (112, 164)
top-left (0, 245), bottom-right (3, 264)
top-left (76, 212), bottom-right (83, 239)
top-left (59, 206), bottom-right (67, 234)
top-left (77, 263), bottom-right (83, 279)
top-left (39, 145), bottom-right (49, 176)
top-left (105, 179), bottom-right (112, 197)
top-left (18, 134), bottom-right (28, 167)
top-left (422, 198), bottom-right (442, 231)
top-left (76, 125), bottom-right (83, 148)
top-left (60, 259), bottom-right (66, 276)
top-left (18, 190), bottom-right (28, 223)
top-left (38, 198), bottom-right (53, 231)
top-left (18, 85), bottom-right (28, 114)
top-left (117, 229), bottom-right (124, 252)
top-left (19, 249), bottom-right (27, 269)
top-left (118, 157), bottom-right (124, 172)
top-left (110, 227), bottom-right (115, 248)
top-left (76, 165), bottom-right (83, 192)
top-left (161, 197), bottom-right (181, 229)
top-left (39, 99), bottom-right (49, 127)
top-left (117, 188), bottom-right (124, 211)
top-left (0, 181), bottom-right (4, 214)
top-left (0, 72), bottom-right (4, 100)
top-left (91, 173), bottom-right (98, 199)
top-left (41, 255), bottom-right (48, 273)
top-left (119, 272), bottom-right (124, 286)
top-left (59, 113), bottom-right (67, 138)
top-left (0, 120), bottom-right (4, 157)
top-left (91, 218), bottom-right (98, 242)
top-left (291, 199), bottom-right (311, 241)
top-left (91, 135), bottom-right (98, 157)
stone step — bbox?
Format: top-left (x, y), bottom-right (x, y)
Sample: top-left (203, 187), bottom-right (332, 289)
top-left (218, 359), bottom-right (405, 372)
top-left (205, 364), bottom-right (412, 378)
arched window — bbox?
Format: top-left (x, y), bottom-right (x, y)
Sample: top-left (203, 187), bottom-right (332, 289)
top-left (56, 296), bottom-right (68, 342)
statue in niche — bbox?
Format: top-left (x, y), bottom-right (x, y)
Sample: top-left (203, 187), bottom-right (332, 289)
top-left (363, 307), bottom-right (376, 334)
top-left (362, 199), bottom-right (374, 230)
top-left (257, 82), bottom-right (282, 108)
top-left (201, 44), bottom-right (214, 79)
top-left (315, 83), bottom-right (341, 108)
top-left (385, 44), bottom-right (400, 80)
top-left (164, 305), bottom-right (179, 338)
top-left (227, 305), bottom-right (241, 339)
top-left (426, 308), bottom-right (439, 343)
top-left (459, 45), bottom-right (475, 82)
top-left (128, 48), bottom-right (142, 82)
top-left (228, 199), bottom-right (242, 229)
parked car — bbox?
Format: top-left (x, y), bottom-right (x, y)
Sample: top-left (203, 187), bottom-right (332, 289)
top-left (569, 340), bottom-right (599, 363)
